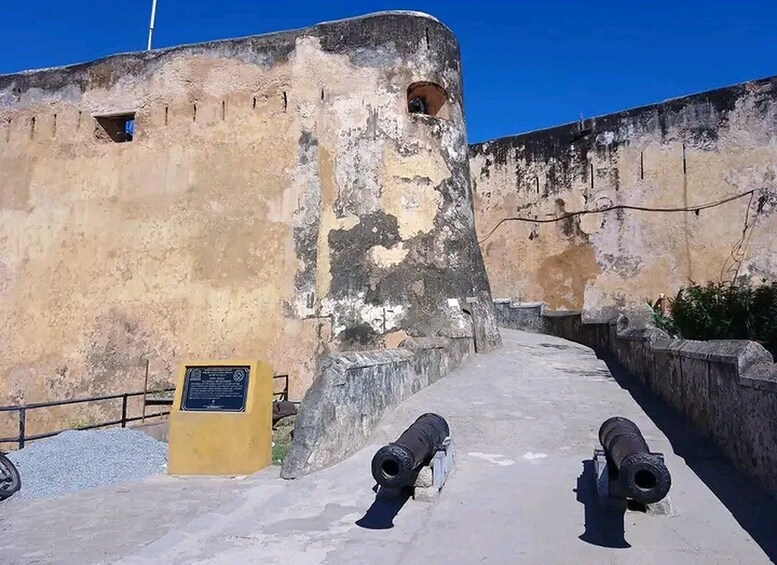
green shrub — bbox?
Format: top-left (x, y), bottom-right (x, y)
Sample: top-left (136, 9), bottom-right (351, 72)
top-left (272, 442), bottom-right (290, 466)
top-left (665, 280), bottom-right (777, 355)
top-left (646, 299), bottom-right (679, 337)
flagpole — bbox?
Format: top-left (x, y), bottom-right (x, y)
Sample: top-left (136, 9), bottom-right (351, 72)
top-left (147, 0), bottom-right (158, 51)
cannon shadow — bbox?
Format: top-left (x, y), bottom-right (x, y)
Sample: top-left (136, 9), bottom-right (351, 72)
top-left (574, 459), bottom-right (631, 548)
top-left (355, 485), bottom-right (411, 530)
top-left (597, 352), bottom-right (777, 561)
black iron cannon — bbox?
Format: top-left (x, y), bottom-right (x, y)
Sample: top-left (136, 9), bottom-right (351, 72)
top-left (371, 413), bottom-right (449, 489)
top-left (598, 416), bottom-right (671, 504)
top-left (0, 452), bottom-right (20, 501)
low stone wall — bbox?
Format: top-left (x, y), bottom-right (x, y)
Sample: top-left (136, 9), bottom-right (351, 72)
top-left (280, 336), bottom-right (473, 478)
top-left (494, 299), bottom-right (777, 497)
top-left (492, 299), bottom-right (545, 333)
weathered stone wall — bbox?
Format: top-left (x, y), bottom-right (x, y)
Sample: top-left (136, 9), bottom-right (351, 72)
top-left (0, 12), bottom-right (499, 435)
top-left (281, 335), bottom-right (473, 477)
top-left (473, 78), bottom-right (777, 319)
top-left (494, 300), bottom-right (777, 497)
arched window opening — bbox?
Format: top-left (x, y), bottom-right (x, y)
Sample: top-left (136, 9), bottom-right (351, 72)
top-left (406, 82), bottom-right (449, 119)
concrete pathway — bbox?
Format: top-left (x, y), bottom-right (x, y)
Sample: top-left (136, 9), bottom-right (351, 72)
top-left (1, 329), bottom-right (775, 564)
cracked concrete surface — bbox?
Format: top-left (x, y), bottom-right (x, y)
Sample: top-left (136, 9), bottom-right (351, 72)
top-left (1, 329), bottom-right (775, 564)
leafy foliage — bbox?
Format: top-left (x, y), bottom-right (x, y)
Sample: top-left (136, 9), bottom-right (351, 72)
top-left (646, 299), bottom-right (679, 336)
top-left (653, 280), bottom-right (777, 355)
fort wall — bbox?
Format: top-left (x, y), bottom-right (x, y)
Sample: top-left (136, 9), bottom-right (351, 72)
top-left (0, 12), bottom-right (499, 435)
top-left (471, 78), bottom-right (777, 319)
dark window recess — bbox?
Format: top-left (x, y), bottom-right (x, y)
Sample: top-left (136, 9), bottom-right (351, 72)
top-left (406, 82), bottom-right (449, 119)
top-left (94, 113), bottom-right (136, 143)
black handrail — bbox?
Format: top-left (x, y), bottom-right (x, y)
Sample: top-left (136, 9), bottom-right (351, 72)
top-left (135, 374), bottom-right (290, 407)
top-left (0, 388), bottom-right (175, 449)
top-left (0, 373), bottom-right (292, 450)
top-left (0, 390), bottom-right (171, 412)
top-left (273, 374), bottom-right (290, 402)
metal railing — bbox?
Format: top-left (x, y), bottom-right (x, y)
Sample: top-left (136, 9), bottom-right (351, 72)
top-left (0, 374), bottom-right (292, 450)
top-left (0, 388), bottom-right (175, 449)
top-left (273, 374), bottom-right (290, 402)
top-left (140, 374), bottom-right (289, 407)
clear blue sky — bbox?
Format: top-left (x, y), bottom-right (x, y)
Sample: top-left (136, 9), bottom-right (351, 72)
top-left (2, 1), bottom-right (776, 142)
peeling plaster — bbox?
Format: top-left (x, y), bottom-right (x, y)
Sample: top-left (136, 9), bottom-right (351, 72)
top-left (0, 12), bottom-right (502, 426)
top-left (472, 75), bottom-right (777, 318)
top-left (369, 242), bottom-right (408, 268)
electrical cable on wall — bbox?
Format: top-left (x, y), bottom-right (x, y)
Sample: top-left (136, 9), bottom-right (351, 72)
top-left (477, 189), bottom-right (759, 245)
top-left (720, 191), bottom-right (768, 283)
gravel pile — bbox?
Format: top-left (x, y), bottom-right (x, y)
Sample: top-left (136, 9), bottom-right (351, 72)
top-left (6, 428), bottom-right (167, 501)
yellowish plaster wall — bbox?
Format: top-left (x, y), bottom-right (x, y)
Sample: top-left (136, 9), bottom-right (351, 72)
top-left (472, 83), bottom-right (777, 318)
top-left (0, 14), bottom-right (480, 439)
top-left (0, 55), bottom-right (310, 435)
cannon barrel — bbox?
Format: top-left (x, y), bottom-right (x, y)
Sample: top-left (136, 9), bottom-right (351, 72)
top-left (599, 416), bottom-right (671, 504)
top-left (371, 413), bottom-right (449, 488)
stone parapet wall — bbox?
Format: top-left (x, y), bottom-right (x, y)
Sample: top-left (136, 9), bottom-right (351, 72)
top-left (280, 335), bottom-right (473, 478)
top-left (494, 299), bottom-right (777, 497)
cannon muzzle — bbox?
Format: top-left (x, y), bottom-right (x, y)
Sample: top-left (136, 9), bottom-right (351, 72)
top-left (371, 413), bottom-right (449, 489)
top-left (599, 416), bottom-right (671, 504)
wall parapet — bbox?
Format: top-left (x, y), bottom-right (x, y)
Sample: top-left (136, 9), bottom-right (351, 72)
top-left (280, 335), bottom-right (473, 478)
top-left (493, 299), bottom-right (777, 498)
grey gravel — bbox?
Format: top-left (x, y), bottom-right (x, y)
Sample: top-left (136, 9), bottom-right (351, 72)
top-left (6, 428), bottom-right (167, 501)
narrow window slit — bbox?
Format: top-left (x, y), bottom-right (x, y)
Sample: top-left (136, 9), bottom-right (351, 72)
top-left (94, 112), bottom-right (135, 143)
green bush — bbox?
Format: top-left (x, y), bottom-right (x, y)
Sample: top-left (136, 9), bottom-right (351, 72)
top-left (656, 280), bottom-right (777, 355)
top-left (646, 299), bottom-right (679, 337)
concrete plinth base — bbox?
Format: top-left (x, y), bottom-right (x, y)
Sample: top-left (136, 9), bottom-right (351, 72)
top-left (413, 437), bottom-right (456, 502)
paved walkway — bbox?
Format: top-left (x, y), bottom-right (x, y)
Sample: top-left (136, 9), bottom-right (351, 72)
top-left (1, 330), bottom-right (776, 564)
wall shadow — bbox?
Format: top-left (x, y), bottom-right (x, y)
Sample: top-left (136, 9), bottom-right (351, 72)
top-left (597, 351), bottom-right (777, 560)
top-left (355, 486), bottom-right (411, 530)
top-left (574, 459), bottom-right (631, 548)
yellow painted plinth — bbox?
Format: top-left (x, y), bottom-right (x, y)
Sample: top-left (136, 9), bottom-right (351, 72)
top-left (168, 360), bottom-right (273, 475)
